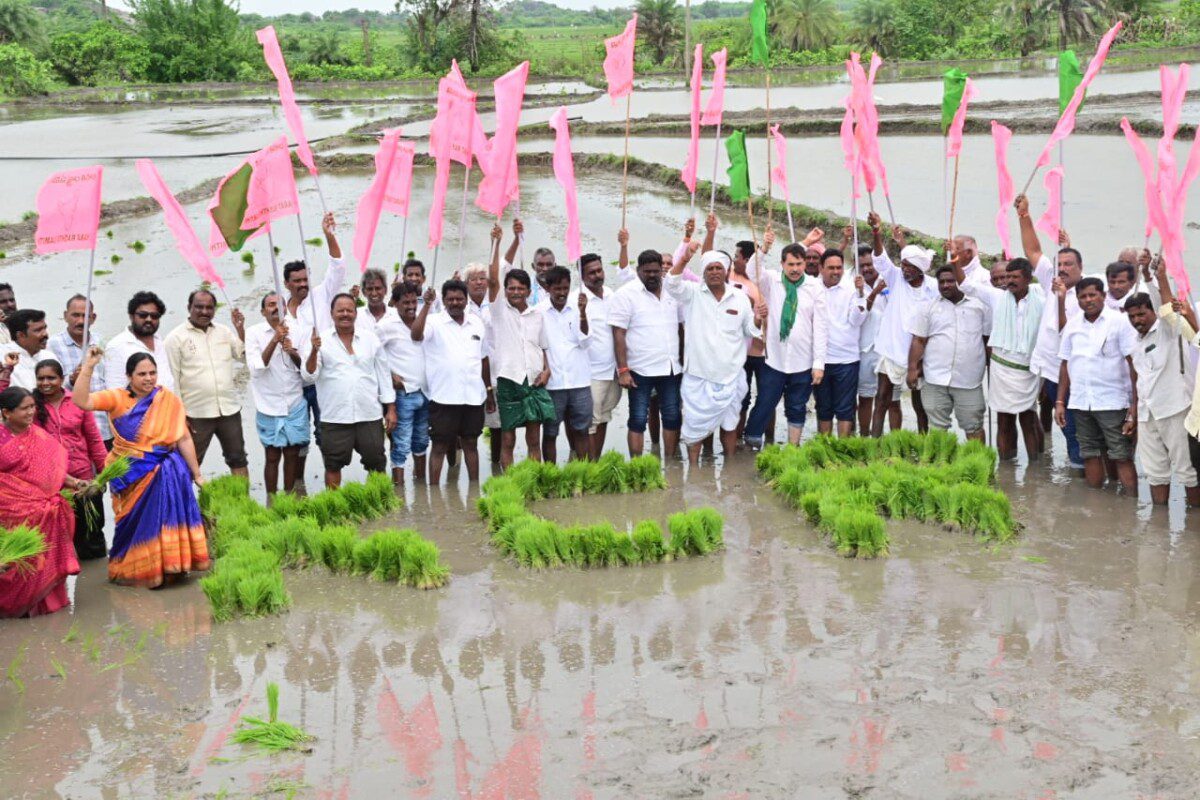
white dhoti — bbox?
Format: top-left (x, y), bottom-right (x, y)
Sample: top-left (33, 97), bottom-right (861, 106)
top-left (987, 354), bottom-right (1041, 414)
top-left (680, 372), bottom-right (747, 445)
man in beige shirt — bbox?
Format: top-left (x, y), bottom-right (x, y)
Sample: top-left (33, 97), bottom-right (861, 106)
top-left (165, 289), bottom-right (248, 477)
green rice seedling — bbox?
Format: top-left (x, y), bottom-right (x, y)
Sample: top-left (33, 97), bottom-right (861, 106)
top-left (354, 528), bottom-right (418, 581)
top-left (799, 491), bottom-right (823, 521)
top-left (400, 537), bottom-right (450, 589)
top-left (632, 520), bottom-right (665, 562)
top-left (62, 623), bottom-right (79, 644)
top-left (363, 472), bottom-right (401, 515)
top-left (976, 493), bottom-right (1016, 542)
top-left (199, 474), bottom-right (250, 512)
top-left (555, 525), bottom-right (589, 567)
top-left (557, 460), bottom-right (592, 498)
top-left (611, 532), bottom-right (640, 566)
top-left (626, 454), bottom-right (667, 492)
top-left (0, 526), bottom-right (47, 573)
top-left (947, 452), bottom-right (995, 487)
top-left (529, 519), bottom-right (565, 569)
top-left (878, 429), bottom-right (920, 461)
top-left (268, 491), bottom-right (306, 520)
top-left (304, 489), bottom-right (353, 527)
top-left (235, 571), bottom-right (291, 618)
top-left (232, 682), bottom-right (314, 753)
top-left (240, 252), bottom-right (255, 266)
top-left (491, 514), bottom-right (526, 554)
top-left (589, 451), bottom-right (628, 495)
top-left (259, 516), bottom-right (323, 567)
top-left (693, 508), bottom-right (724, 551)
top-left (129, 240), bottom-right (146, 253)
top-left (109, 254), bottom-right (121, 265)
top-left (313, 525), bottom-right (359, 573)
top-left (486, 498), bottom-right (527, 534)
top-left (81, 631), bottom-right (100, 662)
top-left (666, 512), bottom-right (702, 558)
top-left (337, 482), bottom-right (374, 519)
top-left (6, 644), bottom-right (26, 694)
top-left (754, 445), bottom-right (788, 480)
top-left (50, 656), bottom-right (66, 680)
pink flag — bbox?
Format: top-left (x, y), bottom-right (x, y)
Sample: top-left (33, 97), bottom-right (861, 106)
top-left (475, 61), bottom-right (529, 217)
top-left (1035, 21), bottom-right (1123, 168)
top-left (681, 43), bottom-right (703, 195)
top-left (945, 78), bottom-right (977, 158)
top-left (33, 166), bottom-right (103, 255)
top-left (1034, 166), bottom-right (1065, 242)
top-left (136, 159), bottom-right (224, 288)
top-left (428, 157), bottom-right (451, 249)
top-left (429, 68), bottom-right (480, 169)
top-left (1123, 117), bottom-right (1192, 296)
top-left (549, 107), bottom-right (581, 263)
top-left (769, 124), bottom-right (791, 198)
top-left (991, 121), bottom-right (1015, 259)
top-left (257, 26), bottom-right (317, 176)
top-left (701, 48), bottom-right (727, 127)
top-left (381, 137), bottom-right (415, 218)
top-left (354, 129), bottom-right (402, 273)
top-left (602, 14), bottom-right (637, 103)
top-left (243, 136), bottom-right (301, 231)
top-left (839, 99), bottom-right (859, 198)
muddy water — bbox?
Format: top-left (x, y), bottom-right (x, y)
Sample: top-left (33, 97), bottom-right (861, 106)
top-left (5, 438), bottom-right (1200, 798)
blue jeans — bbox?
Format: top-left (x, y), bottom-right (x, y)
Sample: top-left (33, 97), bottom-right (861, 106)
top-left (626, 372), bottom-right (682, 434)
top-left (745, 363), bottom-right (813, 443)
top-left (390, 389), bottom-right (430, 467)
top-left (303, 384), bottom-right (322, 447)
top-left (814, 361), bottom-right (859, 422)
top-left (1042, 378), bottom-right (1082, 466)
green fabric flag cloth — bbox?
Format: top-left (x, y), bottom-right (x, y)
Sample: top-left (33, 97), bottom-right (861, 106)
top-left (1058, 50), bottom-right (1083, 116)
top-left (210, 162), bottom-right (261, 253)
top-left (725, 130), bottom-right (750, 202)
top-left (778, 274), bottom-right (804, 341)
top-left (941, 68), bottom-right (968, 136)
top-left (750, 0), bottom-right (770, 67)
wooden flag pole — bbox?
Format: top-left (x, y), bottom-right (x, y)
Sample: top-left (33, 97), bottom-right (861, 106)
top-left (708, 121), bottom-right (723, 215)
top-left (850, 175), bottom-right (860, 276)
top-left (81, 246), bottom-right (97, 352)
top-left (765, 71), bottom-right (773, 229)
top-left (948, 154), bottom-right (962, 241)
top-left (455, 163), bottom-right (471, 273)
top-left (747, 197), bottom-right (766, 340)
top-left (621, 93), bottom-right (632, 229)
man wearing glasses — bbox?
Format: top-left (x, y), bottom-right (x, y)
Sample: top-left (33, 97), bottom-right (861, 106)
top-left (100, 291), bottom-right (174, 447)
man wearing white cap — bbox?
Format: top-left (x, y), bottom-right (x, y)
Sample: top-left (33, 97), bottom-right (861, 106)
top-left (865, 212), bottom-right (940, 437)
top-left (666, 246), bottom-right (763, 465)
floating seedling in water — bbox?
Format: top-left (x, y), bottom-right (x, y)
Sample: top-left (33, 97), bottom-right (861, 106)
top-left (105, 230), bottom-right (114, 239)
top-left (231, 682), bottom-right (314, 753)
top-left (49, 657), bottom-right (66, 680)
top-left (757, 431), bottom-right (1019, 558)
top-left (0, 525), bottom-right (46, 574)
top-left (273, 246), bottom-right (281, 256)
top-left (109, 254), bottom-right (121, 265)
top-left (306, 237), bottom-right (322, 246)
top-left (6, 645), bottom-right (27, 694)
top-left (129, 240), bottom-right (146, 253)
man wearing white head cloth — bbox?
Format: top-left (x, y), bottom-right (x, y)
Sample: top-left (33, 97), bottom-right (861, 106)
top-left (666, 246), bottom-right (763, 465)
top-left (865, 211), bottom-right (940, 437)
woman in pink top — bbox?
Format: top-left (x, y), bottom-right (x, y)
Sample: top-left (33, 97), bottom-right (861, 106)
top-left (2, 357), bottom-right (108, 559)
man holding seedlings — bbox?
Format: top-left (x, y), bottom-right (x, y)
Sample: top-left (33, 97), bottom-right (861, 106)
top-left (302, 293), bottom-right (395, 489)
top-left (245, 293), bottom-right (308, 495)
top-left (1125, 267), bottom-right (1200, 506)
top-left (865, 212), bottom-right (938, 438)
top-left (667, 246), bottom-right (762, 465)
top-left (537, 266), bottom-right (592, 464)
top-left (906, 263), bottom-right (993, 442)
top-left (377, 282), bottom-right (432, 486)
top-left (814, 249), bottom-right (868, 438)
top-left (165, 289), bottom-right (248, 478)
top-left (1055, 278), bottom-right (1138, 491)
top-left (411, 279), bottom-right (491, 484)
top-left (485, 224), bottom-right (554, 469)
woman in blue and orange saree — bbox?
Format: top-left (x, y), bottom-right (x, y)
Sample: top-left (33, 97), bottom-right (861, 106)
top-left (74, 349), bottom-right (210, 589)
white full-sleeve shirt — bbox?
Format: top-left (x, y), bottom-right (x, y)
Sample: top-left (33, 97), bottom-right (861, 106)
top-left (1029, 255), bottom-right (1082, 382)
top-left (301, 326), bottom-right (392, 423)
top-left (665, 274), bottom-right (759, 385)
top-left (870, 251), bottom-right (939, 368)
top-left (745, 259), bottom-right (829, 374)
top-left (244, 321), bottom-right (305, 417)
top-left (483, 297), bottom-right (548, 386)
top-left (289, 256), bottom-right (347, 343)
top-left (822, 281), bottom-right (869, 364)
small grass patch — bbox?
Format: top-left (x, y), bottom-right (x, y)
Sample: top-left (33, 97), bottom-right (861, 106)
top-left (757, 431), bottom-right (1019, 558)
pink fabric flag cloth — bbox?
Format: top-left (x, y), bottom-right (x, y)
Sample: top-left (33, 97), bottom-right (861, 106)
top-left (381, 137), bottom-right (416, 218)
top-left (1123, 114), bottom-right (1195, 297)
top-left (769, 124), bottom-right (790, 198)
top-left (1121, 118), bottom-right (1171, 245)
top-left (1035, 21), bottom-right (1123, 168)
top-left (136, 159), bottom-right (224, 288)
top-left (945, 78), bottom-right (977, 158)
top-left (354, 129), bottom-right (403, 273)
top-left (549, 107), bottom-right (581, 263)
top-left (429, 66), bottom-right (480, 169)
top-left (681, 43), bottom-right (703, 195)
top-left (475, 61), bottom-right (529, 217)
top-left (428, 157), bottom-right (451, 249)
top-left (243, 136), bottom-right (301, 231)
top-left (991, 121), bottom-right (1015, 259)
top-left (1034, 166), bottom-right (1065, 243)
top-left (701, 48), bottom-right (727, 127)
top-left (34, 166), bottom-right (103, 255)
top-left (839, 99), bottom-right (859, 198)
top-left (603, 14), bottom-right (637, 102)
top-left (257, 26), bottom-right (317, 176)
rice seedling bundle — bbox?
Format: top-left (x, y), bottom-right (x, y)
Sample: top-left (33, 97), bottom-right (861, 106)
top-left (231, 682), bottom-right (314, 753)
top-left (756, 432), bottom-right (1019, 558)
top-left (0, 526), bottom-right (47, 574)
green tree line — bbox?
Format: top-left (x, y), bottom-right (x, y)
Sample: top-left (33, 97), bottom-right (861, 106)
top-left (1, 0), bottom-right (1199, 97)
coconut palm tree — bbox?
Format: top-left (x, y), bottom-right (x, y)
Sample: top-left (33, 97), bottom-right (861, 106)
top-left (1047, 0), bottom-right (1108, 50)
top-left (850, 0), bottom-right (897, 57)
top-left (771, 0), bottom-right (841, 51)
top-left (636, 0), bottom-right (683, 65)
top-left (1000, 0), bottom-right (1048, 55)
top-left (0, 0), bottom-right (42, 46)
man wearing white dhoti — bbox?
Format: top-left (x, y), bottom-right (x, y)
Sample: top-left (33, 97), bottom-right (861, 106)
top-left (666, 248), bottom-right (763, 466)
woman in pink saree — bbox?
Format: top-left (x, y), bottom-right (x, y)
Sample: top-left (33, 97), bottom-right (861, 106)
top-left (0, 386), bottom-right (88, 617)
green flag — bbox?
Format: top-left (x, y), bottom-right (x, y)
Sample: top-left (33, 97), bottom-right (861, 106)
top-left (749, 0), bottom-right (769, 67)
top-left (210, 162), bottom-right (261, 253)
top-left (941, 68), bottom-right (968, 136)
top-left (1058, 50), bottom-right (1083, 116)
top-left (726, 130), bottom-right (750, 202)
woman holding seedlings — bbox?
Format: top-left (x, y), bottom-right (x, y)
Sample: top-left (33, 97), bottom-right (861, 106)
top-left (0, 385), bottom-right (87, 616)
top-left (73, 348), bottom-right (210, 589)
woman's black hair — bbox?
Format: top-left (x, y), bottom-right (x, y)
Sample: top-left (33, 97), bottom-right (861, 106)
top-left (0, 386), bottom-right (33, 419)
top-left (125, 352), bottom-right (157, 397)
top-left (32, 359), bottom-right (63, 426)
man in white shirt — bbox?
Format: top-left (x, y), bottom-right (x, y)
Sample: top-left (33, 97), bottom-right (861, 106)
top-left (0, 283), bottom-right (15, 345)
top-left (1, 309), bottom-right (59, 390)
top-left (907, 264), bottom-right (993, 441)
top-left (503, 218), bottom-right (557, 307)
top-left (609, 250), bottom-right (685, 457)
top-left (537, 266), bottom-right (592, 463)
top-left (580, 253), bottom-right (621, 459)
top-left (854, 243), bottom-right (897, 435)
top-left (1105, 261), bottom-right (1137, 312)
top-left (952, 234), bottom-right (995, 293)
top-left (1055, 277), bottom-right (1138, 492)
top-left (165, 289), bottom-right (248, 478)
top-left (50, 294), bottom-right (107, 439)
top-left (486, 232), bottom-right (554, 469)
top-left (100, 291), bottom-right (175, 448)
top-left (411, 280), bottom-right (492, 484)
top-left (245, 293), bottom-right (308, 495)
top-left (667, 249), bottom-right (762, 465)
top-left (743, 241), bottom-right (829, 447)
top-left (865, 212), bottom-right (939, 437)
top-left (302, 293), bottom-right (395, 488)
top-left (355, 268), bottom-right (399, 336)
top-left (1126, 284), bottom-right (1200, 506)
top-left (814, 249), bottom-right (868, 438)
top-left (379, 281), bottom-right (432, 486)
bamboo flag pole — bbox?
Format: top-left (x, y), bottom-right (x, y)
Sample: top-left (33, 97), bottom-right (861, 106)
top-left (747, 197), bottom-right (766, 340)
top-left (850, 175), bottom-right (860, 276)
top-left (266, 225), bottom-right (285, 322)
top-left (621, 93), bottom-right (632, 229)
top-left (708, 121), bottom-right (723, 215)
top-left (455, 163), bottom-right (471, 273)
top-left (948, 154), bottom-right (961, 241)
top-left (81, 245), bottom-right (97, 351)
top-left (765, 71), bottom-right (773, 229)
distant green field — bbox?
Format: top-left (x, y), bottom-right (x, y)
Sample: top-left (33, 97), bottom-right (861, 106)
top-left (504, 24), bottom-right (615, 75)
